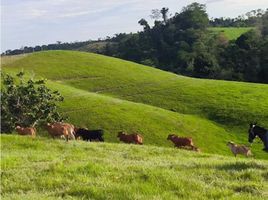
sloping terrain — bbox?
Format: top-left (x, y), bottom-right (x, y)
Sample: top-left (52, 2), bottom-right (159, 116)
top-left (2, 51), bottom-right (268, 158)
top-left (1, 135), bottom-right (268, 200)
top-left (209, 27), bottom-right (252, 40)
top-left (47, 82), bottom-right (236, 155)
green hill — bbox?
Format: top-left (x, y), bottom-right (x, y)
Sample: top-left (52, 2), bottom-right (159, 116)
top-left (2, 50), bottom-right (268, 158)
top-left (46, 82), bottom-right (235, 155)
top-left (210, 27), bottom-right (252, 40)
top-left (1, 135), bottom-right (268, 200)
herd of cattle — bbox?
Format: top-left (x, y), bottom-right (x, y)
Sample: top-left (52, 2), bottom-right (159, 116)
top-left (15, 122), bottom-right (253, 157)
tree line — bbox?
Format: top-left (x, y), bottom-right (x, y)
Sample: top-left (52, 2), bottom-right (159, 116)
top-left (2, 40), bottom-right (93, 56)
top-left (210, 9), bottom-right (266, 27)
top-left (2, 3), bottom-right (268, 83)
top-left (104, 3), bottom-right (268, 83)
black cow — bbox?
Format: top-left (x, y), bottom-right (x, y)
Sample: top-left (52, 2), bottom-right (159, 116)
top-left (75, 128), bottom-right (104, 142)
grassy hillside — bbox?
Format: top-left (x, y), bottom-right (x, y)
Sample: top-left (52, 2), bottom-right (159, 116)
top-left (210, 27), bottom-right (252, 40)
top-left (47, 82), bottom-right (237, 155)
top-left (3, 51), bottom-right (267, 128)
top-left (1, 135), bottom-right (268, 200)
top-left (2, 51), bottom-right (268, 158)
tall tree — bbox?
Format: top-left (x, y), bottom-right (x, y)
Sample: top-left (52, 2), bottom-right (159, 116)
top-left (160, 7), bottom-right (169, 24)
top-left (178, 3), bottom-right (209, 30)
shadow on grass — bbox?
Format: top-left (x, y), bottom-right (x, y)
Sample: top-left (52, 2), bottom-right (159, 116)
top-left (217, 161), bottom-right (267, 171)
top-left (64, 187), bottom-right (133, 200)
top-left (262, 171), bottom-right (268, 181)
top-left (233, 184), bottom-right (261, 195)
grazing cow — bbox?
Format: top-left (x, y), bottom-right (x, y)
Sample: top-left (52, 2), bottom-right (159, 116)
top-left (227, 141), bottom-right (252, 157)
top-left (45, 122), bottom-right (75, 141)
top-left (74, 128), bottom-right (104, 142)
top-left (117, 132), bottom-right (143, 145)
top-left (15, 126), bottom-right (36, 137)
top-left (167, 134), bottom-right (198, 151)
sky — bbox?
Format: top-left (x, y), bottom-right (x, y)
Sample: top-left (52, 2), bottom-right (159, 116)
top-left (1, 0), bottom-right (268, 51)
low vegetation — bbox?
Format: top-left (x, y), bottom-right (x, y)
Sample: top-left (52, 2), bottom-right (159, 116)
top-left (1, 135), bottom-right (268, 200)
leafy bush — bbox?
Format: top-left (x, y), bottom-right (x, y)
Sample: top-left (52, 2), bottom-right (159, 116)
top-left (1, 72), bottom-right (64, 133)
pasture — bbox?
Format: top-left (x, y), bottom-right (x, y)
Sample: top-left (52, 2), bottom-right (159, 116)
top-left (1, 135), bottom-right (268, 200)
top-left (1, 50), bottom-right (268, 200)
top-left (1, 50), bottom-right (268, 158)
top-left (210, 27), bottom-right (253, 40)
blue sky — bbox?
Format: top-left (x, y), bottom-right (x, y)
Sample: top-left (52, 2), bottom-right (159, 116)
top-left (1, 0), bottom-right (268, 51)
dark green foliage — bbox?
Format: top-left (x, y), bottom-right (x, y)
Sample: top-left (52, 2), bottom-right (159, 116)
top-left (1, 72), bottom-right (64, 133)
top-left (178, 3), bottom-right (209, 30)
top-left (259, 40), bottom-right (268, 82)
top-left (221, 30), bottom-right (261, 82)
top-left (105, 3), bottom-right (220, 79)
top-left (2, 40), bottom-right (93, 56)
top-left (220, 23), bottom-right (268, 83)
top-left (260, 11), bottom-right (268, 37)
top-left (103, 4), bottom-right (268, 83)
top-left (210, 9), bottom-right (266, 27)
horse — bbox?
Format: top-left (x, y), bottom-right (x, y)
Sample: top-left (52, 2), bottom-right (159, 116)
top-left (248, 123), bottom-right (268, 152)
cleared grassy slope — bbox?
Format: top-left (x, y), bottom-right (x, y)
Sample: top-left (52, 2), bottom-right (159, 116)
top-left (3, 51), bottom-right (268, 130)
top-left (47, 82), bottom-right (237, 155)
top-left (210, 27), bottom-right (252, 40)
top-left (1, 135), bottom-right (268, 200)
top-left (2, 51), bottom-right (268, 158)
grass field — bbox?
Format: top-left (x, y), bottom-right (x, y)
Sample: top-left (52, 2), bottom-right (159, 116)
top-left (1, 135), bottom-right (268, 200)
top-left (2, 50), bottom-right (268, 159)
top-left (210, 27), bottom-right (253, 40)
top-left (1, 50), bottom-right (268, 200)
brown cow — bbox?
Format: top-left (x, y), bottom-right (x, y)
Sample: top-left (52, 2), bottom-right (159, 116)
top-left (45, 122), bottom-right (75, 141)
top-left (117, 132), bottom-right (143, 145)
top-left (15, 126), bottom-right (36, 138)
top-left (167, 134), bottom-right (199, 151)
top-left (227, 141), bottom-right (253, 157)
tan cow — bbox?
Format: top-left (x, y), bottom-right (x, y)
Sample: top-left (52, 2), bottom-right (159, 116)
top-left (15, 126), bottom-right (36, 138)
top-left (134, 133), bottom-right (143, 145)
top-left (45, 122), bottom-right (75, 141)
top-left (227, 141), bottom-right (252, 157)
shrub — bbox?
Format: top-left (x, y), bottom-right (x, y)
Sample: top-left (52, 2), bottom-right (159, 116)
top-left (1, 72), bottom-right (64, 133)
